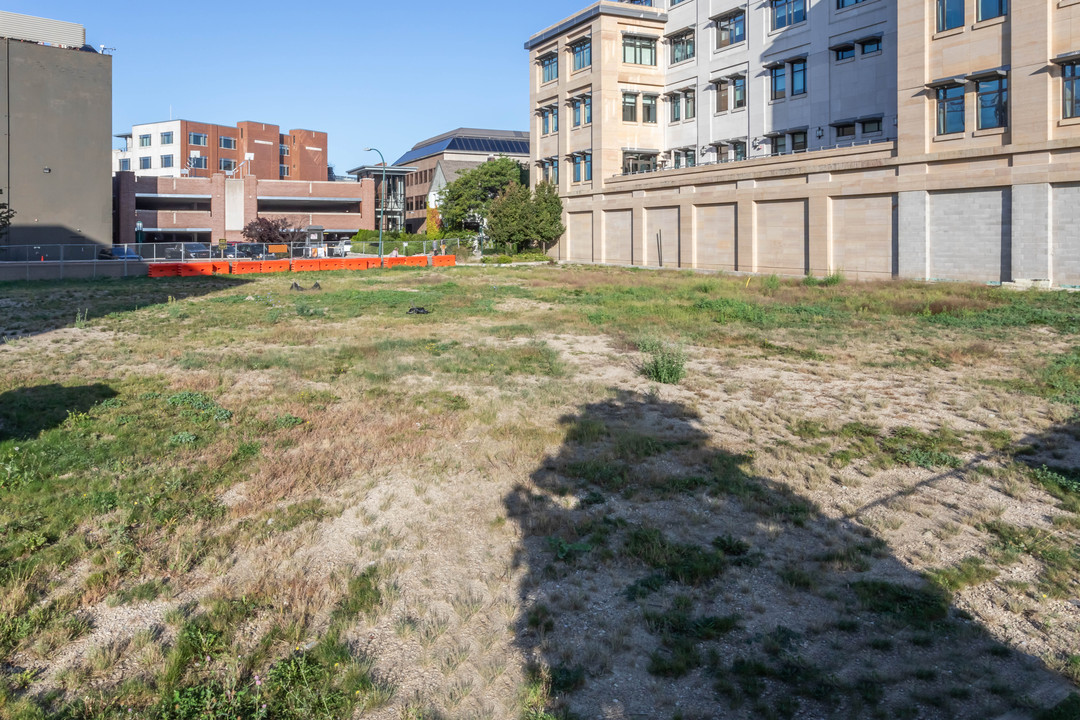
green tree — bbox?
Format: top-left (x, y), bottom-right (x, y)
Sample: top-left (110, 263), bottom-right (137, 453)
top-left (487, 182), bottom-right (534, 252)
top-left (531, 182), bottom-right (565, 251)
top-left (0, 203), bottom-right (14, 237)
top-left (438, 157), bottom-right (526, 232)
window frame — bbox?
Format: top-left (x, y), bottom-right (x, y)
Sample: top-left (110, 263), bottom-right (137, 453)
top-left (771, 0), bottom-right (806, 31)
top-left (835, 123), bottom-right (856, 139)
top-left (623, 36), bottom-right (657, 66)
top-left (860, 38), bottom-right (882, 54)
top-left (732, 77), bottom-right (746, 109)
top-left (220, 136), bottom-right (237, 150)
top-left (138, 156), bottom-right (152, 170)
top-left (220, 158), bottom-right (237, 172)
top-left (190, 156), bottom-right (208, 170)
top-left (161, 154), bottom-right (174, 168)
top-left (860, 119), bottom-right (883, 134)
top-left (977, 0), bottom-right (1007, 22)
top-left (138, 134), bottom-right (151, 147)
top-left (623, 93), bottom-right (638, 122)
top-left (642, 94), bottom-right (658, 123)
top-left (189, 132), bottom-right (208, 147)
top-left (791, 131), bottom-right (808, 151)
top-left (715, 80), bottom-right (729, 113)
top-left (160, 131), bottom-right (174, 145)
top-left (975, 76), bottom-right (1008, 130)
top-left (540, 53), bottom-right (559, 83)
top-left (119, 158), bottom-right (130, 171)
top-left (936, 84), bottom-right (966, 135)
top-left (937, 0), bottom-right (964, 32)
top-left (1065, 63), bottom-right (1080, 120)
top-left (670, 30), bottom-right (695, 65)
top-left (571, 39), bottom-right (592, 71)
top-left (770, 66), bottom-right (787, 101)
top-left (791, 60), bottom-right (807, 96)
top-left (716, 12), bottom-right (745, 49)
top-left (671, 93), bottom-right (682, 123)
top-left (685, 89), bottom-right (696, 119)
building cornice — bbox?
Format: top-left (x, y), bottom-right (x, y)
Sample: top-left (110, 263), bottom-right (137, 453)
top-left (525, 1), bottom-right (667, 51)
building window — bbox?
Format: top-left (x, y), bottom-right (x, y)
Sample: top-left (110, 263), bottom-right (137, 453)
top-left (717, 13), bottom-right (745, 48)
top-left (770, 66), bottom-right (786, 100)
top-left (671, 94), bottom-right (682, 122)
top-left (837, 0), bottom-right (865, 7)
top-left (936, 84), bottom-right (965, 134)
top-left (583, 95), bottom-right (592, 124)
top-left (772, 0), bottom-right (806, 30)
top-left (791, 131), bottom-right (808, 151)
top-left (139, 156), bottom-right (152, 170)
top-left (220, 136), bottom-right (236, 150)
top-left (835, 44), bottom-right (854, 60)
top-left (220, 159), bottom-right (236, 172)
top-left (542, 162), bottom-right (550, 183)
top-left (573, 99), bottom-right (582, 127)
top-left (161, 155), bottom-right (174, 168)
top-left (119, 159), bottom-right (130, 171)
top-left (160, 131), bottom-right (174, 145)
top-left (685, 90), bottom-right (696, 119)
top-left (584, 152), bottom-right (592, 181)
top-left (552, 159), bottom-right (559, 184)
top-left (773, 135), bottom-right (788, 155)
top-left (280, 164), bottom-right (290, 178)
top-left (732, 141), bottom-right (747, 161)
top-left (716, 80), bottom-right (729, 113)
top-left (542, 109), bottom-right (550, 135)
top-left (541, 53), bottom-right (558, 83)
top-left (674, 151), bottom-right (682, 169)
top-left (571, 39), bottom-right (592, 71)
top-left (573, 155), bottom-right (582, 182)
top-left (937, 0), bottom-right (963, 31)
top-left (670, 31), bottom-right (695, 64)
top-left (623, 36), bottom-right (657, 66)
top-left (280, 144), bottom-right (290, 156)
top-left (733, 77), bottom-right (746, 108)
top-left (976, 77), bottom-right (1008, 129)
top-left (623, 152), bottom-right (658, 174)
top-left (189, 133), bottom-right (208, 146)
top-left (642, 95), bottom-right (658, 123)
top-left (836, 123), bottom-right (856, 139)
top-left (861, 118), bottom-right (883, 134)
top-left (1065, 63), bottom-right (1080, 119)
top-left (977, 0), bottom-right (1007, 21)
top-left (138, 134), bottom-right (151, 147)
top-left (861, 38), bottom-right (882, 54)
top-left (623, 93), bottom-right (638, 122)
top-left (190, 157), bottom-right (207, 170)
top-left (791, 60), bottom-right (807, 96)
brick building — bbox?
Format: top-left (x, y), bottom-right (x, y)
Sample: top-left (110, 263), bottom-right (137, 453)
top-left (113, 120), bottom-right (327, 181)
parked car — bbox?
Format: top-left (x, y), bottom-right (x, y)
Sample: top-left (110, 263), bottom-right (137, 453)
top-left (211, 246), bottom-right (240, 259)
top-left (234, 243), bottom-right (275, 260)
top-left (330, 239), bottom-right (351, 257)
top-left (100, 246), bottom-right (144, 261)
top-left (163, 243), bottom-right (211, 259)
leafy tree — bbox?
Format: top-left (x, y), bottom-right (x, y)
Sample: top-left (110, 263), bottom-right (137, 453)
top-left (487, 183), bottom-right (534, 251)
top-left (0, 203), bottom-right (14, 237)
top-left (241, 217), bottom-right (306, 244)
top-left (531, 182), bottom-right (565, 251)
top-left (438, 157), bottom-right (527, 232)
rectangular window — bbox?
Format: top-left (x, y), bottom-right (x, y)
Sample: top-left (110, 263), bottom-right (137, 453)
top-left (584, 152), bottom-right (592, 181)
top-left (542, 109), bottom-right (550, 135)
top-left (976, 77), bottom-right (1008, 129)
top-left (552, 159), bottom-right (559, 184)
top-left (542, 162), bottom-right (550, 183)
top-left (583, 95), bottom-right (592, 124)
top-left (623, 93), bottom-right (638, 122)
top-left (674, 151), bottom-right (682, 169)
top-left (772, 0), bottom-right (806, 30)
top-left (977, 0), bottom-right (1007, 21)
top-left (835, 45), bottom-right (854, 61)
top-left (671, 94), bottom-right (681, 122)
top-left (541, 53), bottom-right (558, 83)
top-left (190, 156), bottom-right (207, 169)
top-left (717, 13), bottom-right (745, 48)
top-left (670, 31), bottom-right (695, 64)
top-left (623, 152), bottom-right (658, 174)
top-left (685, 90), bottom-right (696, 119)
top-left (280, 144), bottom-right (290, 156)
top-left (716, 80), bottom-right (729, 113)
top-left (551, 107), bottom-right (559, 132)
top-left (861, 38), bottom-right (882, 54)
top-left (937, 0), bottom-right (964, 31)
top-left (773, 135), bottom-right (788, 155)
top-left (791, 131), bottom-right (807, 151)
top-left (119, 158), bottom-right (130, 171)
top-left (220, 159), bottom-right (236, 172)
top-left (623, 36), bottom-right (657, 66)
top-left (572, 39), bottom-right (592, 71)
top-left (861, 119), bottom-right (883, 134)
top-left (189, 133), bottom-right (208, 146)
top-left (280, 164), bottom-right (290, 177)
top-left (139, 134), bottom-right (151, 147)
top-left (686, 150), bottom-right (696, 168)
top-left (160, 131), bottom-right (174, 145)
top-left (1065, 63), bottom-right (1080, 119)
top-left (791, 60), bottom-right (806, 96)
top-left (642, 95), bottom-right (658, 123)
top-left (573, 99), bottom-right (582, 127)
top-left (837, 0), bottom-right (865, 7)
top-left (836, 124), bottom-right (856, 138)
top-left (732, 141), bottom-right (747, 161)
top-left (733, 77), bottom-right (746, 108)
top-left (220, 136), bottom-right (236, 150)
top-left (161, 154), bottom-right (174, 168)
top-left (573, 155), bottom-right (582, 182)
top-left (139, 156), bottom-right (151, 170)
top-left (771, 66), bottom-right (786, 100)
top-left (937, 84), bottom-right (965, 134)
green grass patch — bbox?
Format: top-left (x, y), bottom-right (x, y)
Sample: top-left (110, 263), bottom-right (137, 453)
top-left (851, 580), bottom-right (949, 627)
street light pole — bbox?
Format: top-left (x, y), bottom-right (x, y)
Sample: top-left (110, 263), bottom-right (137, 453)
top-left (363, 147), bottom-right (386, 259)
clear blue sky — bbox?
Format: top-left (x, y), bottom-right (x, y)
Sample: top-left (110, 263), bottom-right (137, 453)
top-left (13, 1), bottom-right (587, 170)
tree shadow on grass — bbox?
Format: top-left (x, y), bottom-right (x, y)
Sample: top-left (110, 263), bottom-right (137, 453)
top-left (0, 383), bottom-right (118, 442)
top-left (505, 390), bottom-right (1078, 720)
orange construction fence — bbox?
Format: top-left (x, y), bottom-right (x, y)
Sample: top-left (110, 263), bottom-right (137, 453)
top-left (148, 256), bottom-right (458, 278)
top-left (384, 257), bottom-right (408, 269)
top-left (211, 261), bottom-right (231, 275)
top-left (231, 261), bottom-right (263, 275)
top-left (148, 263), bottom-right (181, 278)
top-left (292, 259), bottom-right (321, 272)
top-left (404, 256), bottom-right (428, 268)
top-left (318, 258), bottom-right (345, 271)
top-left (178, 263), bottom-right (214, 277)
top-left (262, 260), bottom-right (291, 273)
top-left (432, 255), bottom-right (456, 267)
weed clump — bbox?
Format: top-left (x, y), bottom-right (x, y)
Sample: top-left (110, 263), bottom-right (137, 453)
top-left (641, 343), bottom-right (687, 385)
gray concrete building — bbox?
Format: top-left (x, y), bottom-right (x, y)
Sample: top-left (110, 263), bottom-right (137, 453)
top-left (0, 11), bottom-right (112, 250)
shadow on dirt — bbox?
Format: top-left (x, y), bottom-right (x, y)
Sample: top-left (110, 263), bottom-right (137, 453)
top-left (0, 383), bottom-right (119, 442)
top-left (505, 390), bottom-right (1078, 719)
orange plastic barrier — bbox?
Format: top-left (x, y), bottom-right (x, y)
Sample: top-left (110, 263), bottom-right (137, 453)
top-left (211, 261), bottom-right (231, 275)
top-left (384, 257), bottom-right (408, 269)
top-left (405, 255), bottom-right (428, 268)
top-left (343, 257), bottom-right (372, 270)
top-left (432, 255), bottom-right (456, 267)
top-left (292, 259), bottom-right (321, 272)
top-left (319, 258), bottom-right (345, 271)
top-left (231, 261), bottom-right (264, 275)
top-left (262, 260), bottom-right (291, 273)
top-left (148, 263), bottom-right (181, 278)
top-left (178, 262), bottom-right (214, 277)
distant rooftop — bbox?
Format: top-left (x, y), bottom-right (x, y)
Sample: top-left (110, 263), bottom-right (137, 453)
top-left (0, 10), bottom-right (86, 49)
top-left (393, 128), bottom-right (530, 166)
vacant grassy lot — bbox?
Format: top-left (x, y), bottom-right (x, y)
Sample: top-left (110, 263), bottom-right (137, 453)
top-left (0, 266), bottom-right (1078, 720)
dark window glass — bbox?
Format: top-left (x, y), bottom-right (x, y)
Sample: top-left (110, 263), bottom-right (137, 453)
top-left (977, 0), bottom-right (1007, 21)
top-left (623, 93), bottom-right (638, 122)
top-left (937, 84), bottom-right (965, 134)
top-left (717, 13), bottom-right (745, 48)
top-left (791, 60), bottom-right (806, 95)
top-left (835, 46), bottom-right (854, 60)
top-left (976, 77), bottom-right (1008, 129)
top-left (642, 95), bottom-right (658, 123)
top-left (937, 0), bottom-right (963, 31)
top-left (623, 36), bottom-right (657, 65)
top-left (772, 0), bottom-right (806, 30)
top-left (771, 66), bottom-right (786, 100)
top-left (1065, 64), bottom-right (1080, 119)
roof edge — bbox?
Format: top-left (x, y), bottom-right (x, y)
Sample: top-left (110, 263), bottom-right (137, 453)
top-left (524, 1), bottom-right (667, 51)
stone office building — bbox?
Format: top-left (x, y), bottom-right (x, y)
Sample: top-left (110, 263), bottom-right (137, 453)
top-left (526, 0), bottom-right (1080, 286)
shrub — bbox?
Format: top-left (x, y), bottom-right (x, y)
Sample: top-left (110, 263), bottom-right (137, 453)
top-left (642, 344), bottom-right (687, 384)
